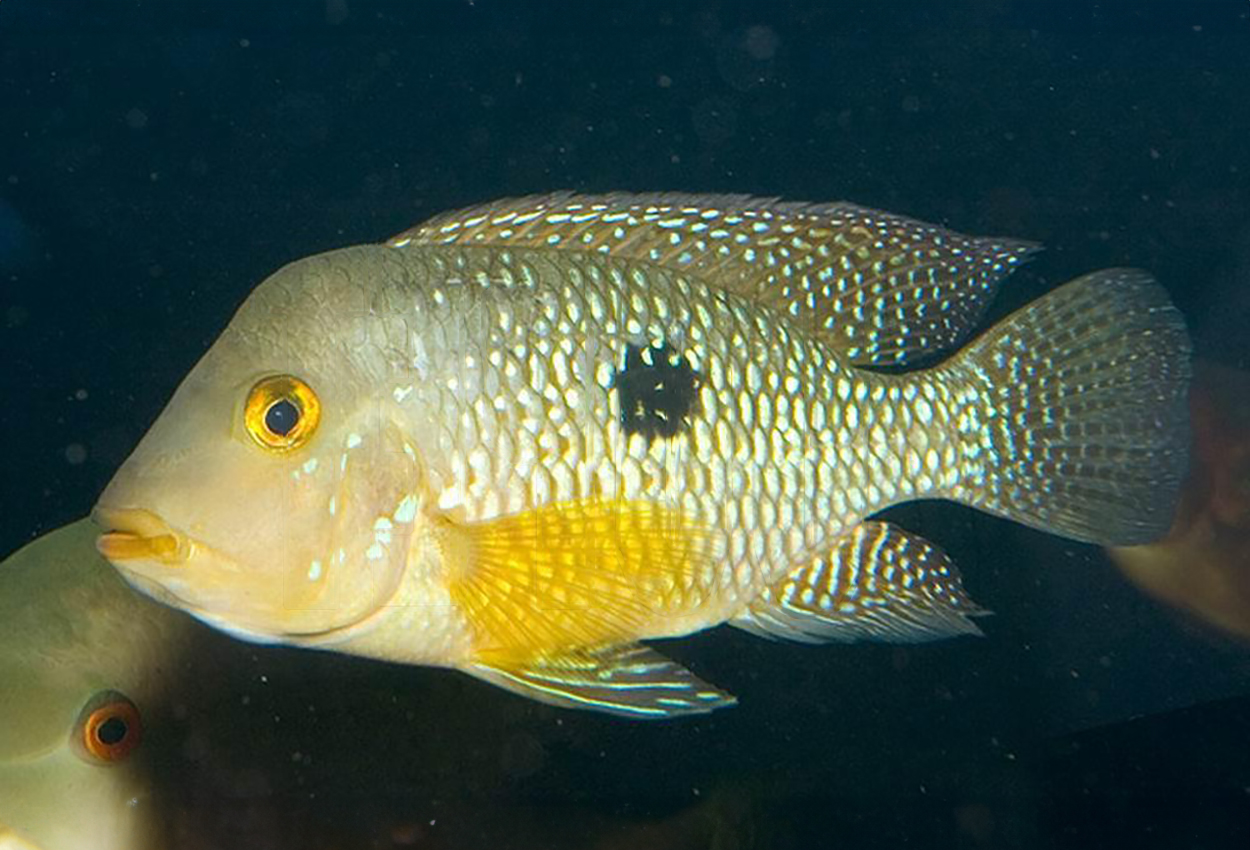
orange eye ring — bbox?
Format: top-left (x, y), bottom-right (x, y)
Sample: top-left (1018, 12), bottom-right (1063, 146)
top-left (244, 374), bottom-right (321, 452)
top-left (74, 691), bottom-right (143, 765)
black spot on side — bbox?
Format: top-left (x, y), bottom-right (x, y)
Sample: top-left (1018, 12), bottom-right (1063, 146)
top-left (610, 341), bottom-right (701, 443)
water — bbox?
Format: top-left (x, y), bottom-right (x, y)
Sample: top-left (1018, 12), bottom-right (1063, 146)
top-left (2, 1), bottom-right (1249, 847)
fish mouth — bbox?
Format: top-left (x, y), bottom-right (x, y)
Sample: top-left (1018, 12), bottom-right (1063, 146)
top-left (92, 507), bottom-right (193, 566)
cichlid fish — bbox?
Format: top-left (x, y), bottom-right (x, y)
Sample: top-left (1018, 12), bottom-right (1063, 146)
top-left (0, 520), bottom-right (188, 850)
top-left (93, 193), bottom-right (1192, 718)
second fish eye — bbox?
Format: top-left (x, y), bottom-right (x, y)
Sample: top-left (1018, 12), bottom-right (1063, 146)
top-left (73, 690), bottom-right (143, 765)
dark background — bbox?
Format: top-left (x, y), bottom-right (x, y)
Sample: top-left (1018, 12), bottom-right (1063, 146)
top-left (2, 1), bottom-right (1250, 848)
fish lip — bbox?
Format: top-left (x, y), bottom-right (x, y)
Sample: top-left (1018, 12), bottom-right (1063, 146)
top-left (91, 506), bottom-right (193, 566)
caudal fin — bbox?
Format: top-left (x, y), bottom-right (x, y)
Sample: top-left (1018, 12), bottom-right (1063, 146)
top-left (946, 269), bottom-right (1192, 546)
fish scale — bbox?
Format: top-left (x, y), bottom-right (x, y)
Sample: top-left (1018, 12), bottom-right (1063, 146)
top-left (372, 244), bottom-right (974, 635)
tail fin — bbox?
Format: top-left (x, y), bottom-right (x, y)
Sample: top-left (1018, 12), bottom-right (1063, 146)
top-left (945, 269), bottom-right (1192, 546)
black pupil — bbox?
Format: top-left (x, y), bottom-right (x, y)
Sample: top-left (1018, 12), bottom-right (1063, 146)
top-left (265, 398), bottom-right (300, 436)
top-left (96, 716), bottom-right (129, 746)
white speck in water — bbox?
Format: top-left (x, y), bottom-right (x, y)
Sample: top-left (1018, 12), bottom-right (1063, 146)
top-left (346, 432), bottom-right (362, 449)
top-left (64, 443), bottom-right (87, 465)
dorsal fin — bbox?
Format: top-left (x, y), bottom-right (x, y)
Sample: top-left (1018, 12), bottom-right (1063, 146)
top-left (389, 192), bottom-right (1040, 366)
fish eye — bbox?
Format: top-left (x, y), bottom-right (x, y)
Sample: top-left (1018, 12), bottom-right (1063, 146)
top-left (73, 690), bottom-right (143, 765)
top-left (244, 374), bottom-right (321, 452)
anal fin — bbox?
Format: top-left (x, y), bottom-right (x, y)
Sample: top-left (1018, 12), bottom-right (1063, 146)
top-left (732, 521), bottom-right (987, 643)
top-left (465, 643), bottom-right (736, 719)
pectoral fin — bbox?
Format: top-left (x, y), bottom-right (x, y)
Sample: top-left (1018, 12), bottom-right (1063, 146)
top-left (465, 643), bottom-right (736, 719)
top-left (732, 521), bottom-right (988, 643)
top-left (446, 498), bottom-right (713, 661)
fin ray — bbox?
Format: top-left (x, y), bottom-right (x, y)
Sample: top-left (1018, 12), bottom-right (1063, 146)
top-left (945, 268), bottom-right (1192, 546)
top-left (466, 643), bottom-right (736, 719)
top-left (732, 521), bottom-right (987, 643)
top-left (447, 498), bottom-right (711, 662)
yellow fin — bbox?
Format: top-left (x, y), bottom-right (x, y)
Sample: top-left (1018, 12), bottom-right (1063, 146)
top-left (732, 521), bottom-right (987, 643)
top-left (389, 192), bottom-right (1039, 366)
top-left (466, 643), bottom-right (736, 719)
top-left (447, 498), bottom-right (712, 663)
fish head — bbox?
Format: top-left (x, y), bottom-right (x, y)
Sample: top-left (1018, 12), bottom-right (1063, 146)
top-left (0, 667), bottom-right (159, 850)
top-left (0, 520), bottom-right (176, 850)
top-left (94, 247), bottom-right (426, 642)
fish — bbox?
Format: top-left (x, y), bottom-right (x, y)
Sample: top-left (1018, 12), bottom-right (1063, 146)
top-left (93, 192), bottom-right (1193, 719)
top-left (1108, 362), bottom-right (1250, 642)
top-left (0, 519), bottom-right (189, 850)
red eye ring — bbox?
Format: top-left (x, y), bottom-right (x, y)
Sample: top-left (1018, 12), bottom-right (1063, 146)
top-left (75, 691), bottom-right (143, 764)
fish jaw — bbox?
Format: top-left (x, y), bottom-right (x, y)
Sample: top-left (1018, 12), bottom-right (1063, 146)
top-left (92, 505), bottom-right (274, 639)
top-left (91, 504), bottom-right (347, 642)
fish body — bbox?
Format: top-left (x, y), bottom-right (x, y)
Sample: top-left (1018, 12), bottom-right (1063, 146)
top-left (0, 520), bottom-right (191, 850)
top-left (94, 193), bottom-right (1192, 717)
